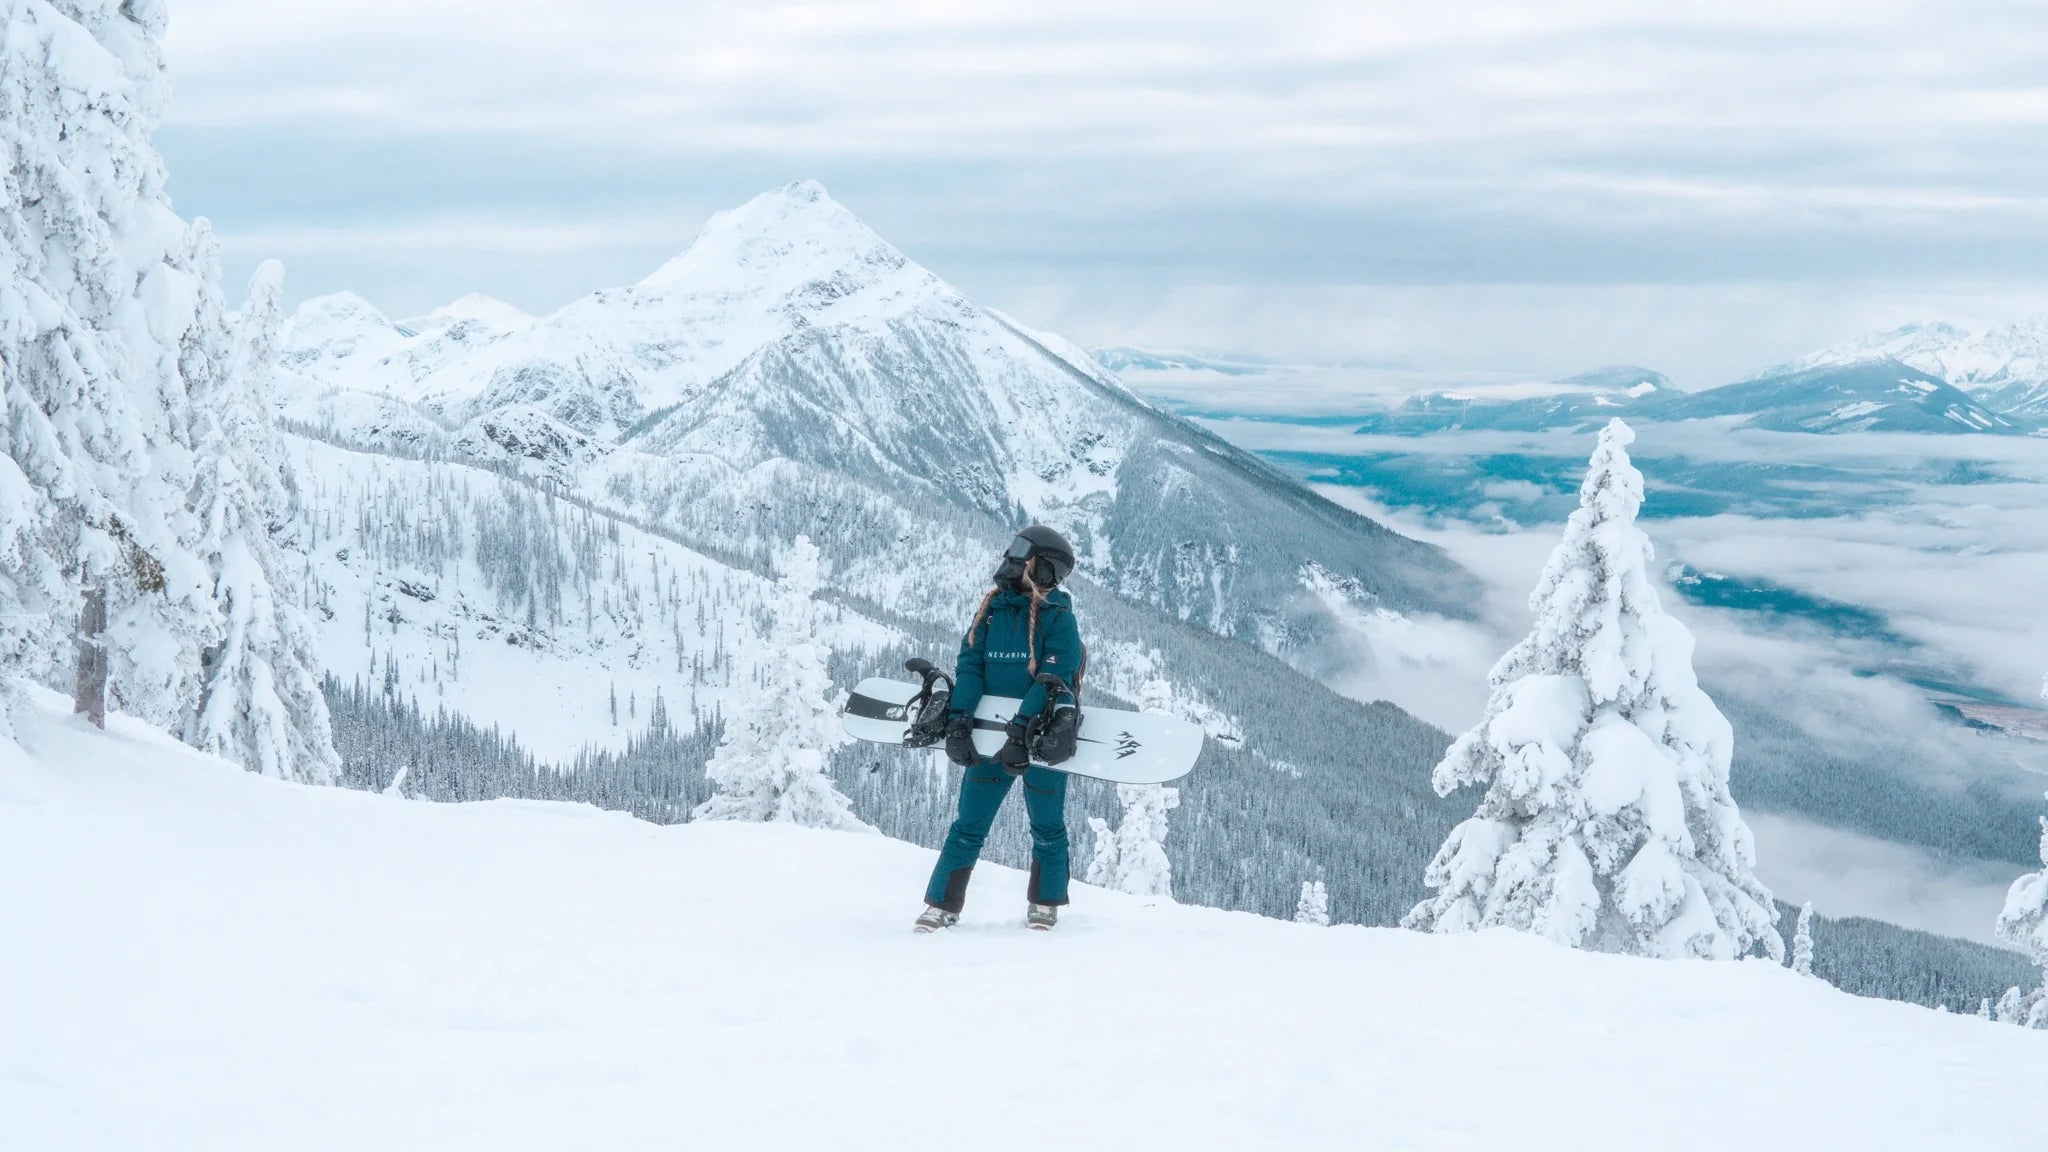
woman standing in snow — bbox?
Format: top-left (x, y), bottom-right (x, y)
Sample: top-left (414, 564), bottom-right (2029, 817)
top-left (916, 525), bottom-right (1084, 932)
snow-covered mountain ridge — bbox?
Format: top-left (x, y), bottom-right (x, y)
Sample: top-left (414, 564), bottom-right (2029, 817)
top-left (285, 183), bottom-right (946, 432)
top-left (281, 180), bottom-right (1479, 662)
top-left (1759, 319), bottom-right (2048, 419)
top-left (7, 696), bottom-right (2045, 1151)
top-left (1353, 357), bottom-right (2026, 436)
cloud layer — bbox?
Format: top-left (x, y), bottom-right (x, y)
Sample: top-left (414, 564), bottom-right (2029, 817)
top-left (159, 0), bottom-right (2048, 381)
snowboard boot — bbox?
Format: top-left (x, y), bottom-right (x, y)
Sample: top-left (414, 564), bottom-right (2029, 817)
top-left (914, 905), bottom-right (960, 934)
top-left (1027, 903), bottom-right (1058, 931)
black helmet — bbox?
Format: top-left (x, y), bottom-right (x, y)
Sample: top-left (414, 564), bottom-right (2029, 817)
top-left (998, 523), bottom-right (1077, 587)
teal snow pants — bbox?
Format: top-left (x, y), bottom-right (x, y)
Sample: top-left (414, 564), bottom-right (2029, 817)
top-left (924, 761), bottom-right (1070, 912)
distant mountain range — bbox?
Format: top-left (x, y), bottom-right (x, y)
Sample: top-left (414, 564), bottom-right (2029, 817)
top-left (1351, 359), bottom-right (2030, 437)
top-left (1764, 320), bottom-right (2048, 420)
top-left (1091, 347), bottom-right (1272, 377)
top-left (1100, 319), bottom-right (2048, 436)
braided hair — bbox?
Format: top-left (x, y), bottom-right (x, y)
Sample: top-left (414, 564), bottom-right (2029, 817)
top-left (966, 566), bottom-right (1051, 674)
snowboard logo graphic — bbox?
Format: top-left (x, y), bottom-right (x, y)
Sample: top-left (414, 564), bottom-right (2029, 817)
top-left (884, 705), bottom-right (908, 720)
top-left (1115, 732), bottom-right (1141, 759)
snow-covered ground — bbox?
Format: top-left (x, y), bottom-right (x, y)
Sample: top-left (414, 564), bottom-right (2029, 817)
top-left (6, 688), bottom-right (2046, 1151)
top-left (289, 436), bottom-right (904, 760)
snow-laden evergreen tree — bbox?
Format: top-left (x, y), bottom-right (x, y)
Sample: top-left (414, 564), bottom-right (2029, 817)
top-left (1139, 677), bottom-right (1174, 716)
top-left (1405, 419), bottom-right (1781, 960)
top-left (693, 536), bottom-right (862, 829)
top-left (1993, 799), bottom-right (2048, 1028)
top-left (183, 262), bottom-right (340, 782)
top-left (2015, 668), bottom-right (2048, 1022)
top-left (2, 1), bottom-right (333, 775)
top-left (1295, 879), bottom-right (1330, 926)
top-left (1993, 986), bottom-right (2031, 1027)
top-left (1790, 902), bottom-right (1815, 977)
top-left (1084, 815), bottom-right (1119, 887)
top-left (1081, 678), bottom-right (1180, 898)
top-left (1088, 784), bottom-right (1177, 898)
top-left (1, 0), bottom-right (212, 733)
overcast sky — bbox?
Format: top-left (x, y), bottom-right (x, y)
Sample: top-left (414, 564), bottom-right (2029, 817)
top-left (159, 0), bottom-right (2048, 388)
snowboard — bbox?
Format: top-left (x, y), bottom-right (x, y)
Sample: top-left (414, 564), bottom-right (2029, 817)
top-left (841, 676), bottom-right (1202, 785)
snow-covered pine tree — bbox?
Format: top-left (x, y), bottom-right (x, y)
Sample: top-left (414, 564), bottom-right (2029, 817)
top-left (1295, 879), bottom-right (1330, 926)
top-left (1101, 783), bottom-right (1178, 899)
top-left (1791, 902), bottom-right (1815, 977)
top-left (1085, 815), bottom-right (1119, 887)
top-left (1994, 985), bottom-right (2031, 1026)
top-left (1077, 678), bottom-right (1181, 899)
top-left (1, 0), bottom-right (216, 734)
top-left (3, 0), bottom-right (332, 773)
top-left (183, 262), bottom-right (340, 783)
top-left (1404, 419), bottom-right (1781, 961)
top-left (1139, 677), bottom-right (1174, 716)
top-left (692, 536), bottom-right (863, 829)
top-left (1993, 798), bottom-right (2048, 1028)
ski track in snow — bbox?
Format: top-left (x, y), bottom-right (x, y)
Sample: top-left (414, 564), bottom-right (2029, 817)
top-left (4, 687), bottom-right (2047, 1152)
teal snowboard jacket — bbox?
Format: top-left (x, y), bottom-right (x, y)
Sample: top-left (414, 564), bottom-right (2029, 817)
top-left (949, 587), bottom-right (1082, 724)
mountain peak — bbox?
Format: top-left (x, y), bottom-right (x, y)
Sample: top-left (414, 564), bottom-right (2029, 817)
top-left (401, 293), bottom-right (534, 333)
top-left (437, 292), bottom-right (533, 324)
top-left (637, 180), bottom-right (907, 293)
top-left (1870, 321), bottom-right (1970, 343)
top-left (294, 290), bottom-right (393, 327)
top-left (756, 177), bottom-right (831, 208)
top-left (1758, 317), bottom-right (2048, 417)
top-left (1553, 364), bottom-right (1671, 395)
top-left (1984, 313), bottom-right (2048, 346)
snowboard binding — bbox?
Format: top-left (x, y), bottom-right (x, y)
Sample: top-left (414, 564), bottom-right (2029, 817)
top-left (1026, 671), bottom-right (1081, 766)
top-left (900, 658), bottom-right (956, 748)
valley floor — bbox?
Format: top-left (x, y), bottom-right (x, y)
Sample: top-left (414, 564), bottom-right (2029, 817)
top-left (5, 690), bottom-right (2045, 1151)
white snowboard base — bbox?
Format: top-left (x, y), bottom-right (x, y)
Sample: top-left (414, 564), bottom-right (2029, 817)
top-left (841, 677), bottom-right (1201, 785)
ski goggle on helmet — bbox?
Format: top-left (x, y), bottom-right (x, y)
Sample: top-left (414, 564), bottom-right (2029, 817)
top-left (1000, 525), bottom-right (1077, 587)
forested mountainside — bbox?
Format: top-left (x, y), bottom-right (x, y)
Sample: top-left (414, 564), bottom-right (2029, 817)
top-left (280, 182), bottom-right (1480, 668)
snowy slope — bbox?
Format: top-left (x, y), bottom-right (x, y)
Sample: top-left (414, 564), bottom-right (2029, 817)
top-left (1769, 320), bottom-right (2048, 419)
top-left (281, 290), bottom-right (539, 422)
top-left (1658, 360), bottom-right (2028, 434)
top-left (5, 691), bottom-right (2046, 1152)
top-left (397, 292), bottom-right (535, 335)
top-left (289, 437), bottom-right (904, 761)
top-left (280, 290), bottom-right (418, 376)
top-left (280, 182), bottom-right (1478, 649)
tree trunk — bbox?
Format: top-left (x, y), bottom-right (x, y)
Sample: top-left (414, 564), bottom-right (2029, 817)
top-left (73, 586), bottom-right (107, 728)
